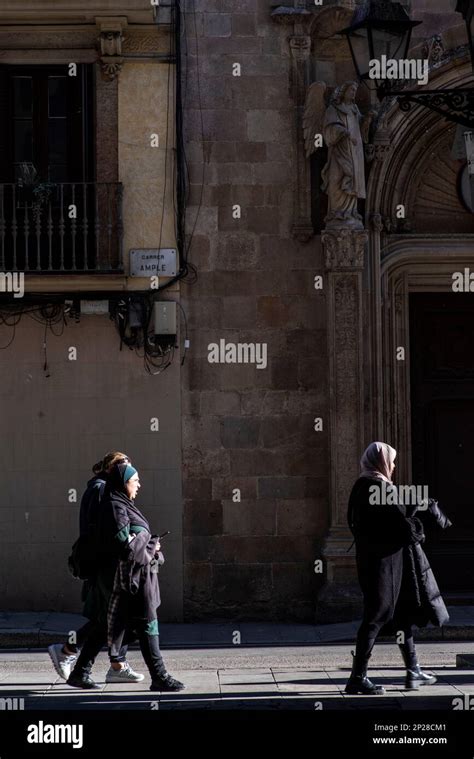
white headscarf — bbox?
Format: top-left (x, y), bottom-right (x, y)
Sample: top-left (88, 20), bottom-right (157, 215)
top-left (360, 441), bottom-right (396, 484)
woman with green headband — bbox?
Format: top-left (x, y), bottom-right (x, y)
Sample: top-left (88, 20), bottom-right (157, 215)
top-left (99, 460), bottom-right (184, 692)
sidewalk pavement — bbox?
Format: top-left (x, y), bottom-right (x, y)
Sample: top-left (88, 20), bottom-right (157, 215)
top-left (0, 607), bottom-right (474, 655)
top-left (1, 643), bottom-right (474, 710)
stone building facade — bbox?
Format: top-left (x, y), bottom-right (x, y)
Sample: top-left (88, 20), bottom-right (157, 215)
top-left (0, 2), bottom-right (185, 620)
top-left (1, 0), bottom-right (472, 623)
top-left (181, 0), bottom-right (474, 621)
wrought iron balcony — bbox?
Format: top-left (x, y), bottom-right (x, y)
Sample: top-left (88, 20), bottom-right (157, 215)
top-left (0, 182), bottom-right (123, 273)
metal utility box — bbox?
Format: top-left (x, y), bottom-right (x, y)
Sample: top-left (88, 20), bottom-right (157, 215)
top-left (154, 301), bottom-right (177, 335)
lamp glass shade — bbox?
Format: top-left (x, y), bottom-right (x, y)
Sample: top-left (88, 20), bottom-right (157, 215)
top-left (346, 28), bottom-right (372, 81)
top-left (373, 26), bottom-right (411, 62)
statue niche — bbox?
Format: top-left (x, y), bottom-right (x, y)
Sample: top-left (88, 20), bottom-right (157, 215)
top-left (303, 81), bottom-right (374, 231)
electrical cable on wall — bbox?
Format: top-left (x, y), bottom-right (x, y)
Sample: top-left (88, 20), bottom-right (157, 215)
top-left (181, 0), bottom-right (204, 266)
top-left (0, 293), bottom-right (189, 375)
top-left (151, 0), bottom-right (198, 296)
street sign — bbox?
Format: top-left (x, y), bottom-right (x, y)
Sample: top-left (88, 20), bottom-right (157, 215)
top-left (129, 248), bottom-right (177, 277)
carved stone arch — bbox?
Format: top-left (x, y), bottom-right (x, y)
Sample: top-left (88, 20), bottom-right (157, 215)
top-left (367, 57), bottom-right (474, 222)
top-left (363, 54), bottom-right (474, 463)
top-left (379, 237), bottom-right (474, 485)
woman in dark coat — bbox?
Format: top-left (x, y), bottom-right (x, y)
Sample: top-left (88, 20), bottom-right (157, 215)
top-left (100, 461), bottom-right (184, 692)
top-left (345, 441), bottom-right (451, 695)
top-left (50, 451), bottom-right (144, 688)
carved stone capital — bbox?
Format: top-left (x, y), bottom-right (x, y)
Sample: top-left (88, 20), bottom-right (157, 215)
top-left (373, 143), bottom-right (393, 162)
top-left (322, 228), bottom-right (368, 271)
top-left (99, 56), bottom-right (124, 81)
top-left (270, 7), bottom-right (312, 26)
top-left (289, 34), bottom-right (311, 60)
top-left (96, 16), bottom-right (127, 81)
top-left (371, 214), bottom-right (384, 233)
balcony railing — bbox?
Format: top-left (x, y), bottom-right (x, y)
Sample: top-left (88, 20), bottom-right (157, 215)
top-left (0, 182), bottom-right (123, 273)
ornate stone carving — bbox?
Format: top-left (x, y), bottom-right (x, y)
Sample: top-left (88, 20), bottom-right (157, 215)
top-left (334, 277), bottom-right (358, 349)
top-left (322, 228), bottom-right (367, 270)
top-left (96, 17), bottom-right (127, 81)
top-left (98, 32), bottom-right (124, 80)
top-left (288, 32), bottom-right (314, 240)
top-left (371, 214), bottom-right (384, 233)
top-left (365, 143), bottom-right (393, 163)
top-left (289, 34), bottom-right (311, 60)
top-left (99, 30), bottom-right (124, 58)
top-left (422, 34), bottom-right (445, 67)
top-left (123, 32), bottom-right (164, 54)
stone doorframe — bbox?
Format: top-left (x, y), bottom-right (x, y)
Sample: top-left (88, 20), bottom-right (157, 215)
top-left (316, 54), bottom-right (474, 621)
top-left (380, 236), bottom-right (474, 485)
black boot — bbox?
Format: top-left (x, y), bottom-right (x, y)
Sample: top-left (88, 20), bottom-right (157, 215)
top-left (150, 673), bottom-right (185, 692)
top-left (138, 630), bottom-right (185, 692)
top-left (398, 644), bottom-right (437, 690)
top-left (66, 669), bottom-right (100, 689)
top-left (345, 650), bottom-right (385, 695)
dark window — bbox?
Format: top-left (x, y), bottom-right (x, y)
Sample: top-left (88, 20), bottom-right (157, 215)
top-left (0, 64), bottom-right (94, 184)
top-left (0, 65), bottom-right (123, 273)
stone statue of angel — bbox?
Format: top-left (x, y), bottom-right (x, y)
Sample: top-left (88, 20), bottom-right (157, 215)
top-left (303, 80), bottom-right (375, 229)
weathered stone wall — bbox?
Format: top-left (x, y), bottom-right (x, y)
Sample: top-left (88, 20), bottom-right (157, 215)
top-left (0, 315), bottom-right (183, 619)
top-left (181, 0), bottom-right (329, 621)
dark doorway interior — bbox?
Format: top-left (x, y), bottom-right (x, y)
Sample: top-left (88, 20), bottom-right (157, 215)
top-left (410, 292), bottom-right (474, 600)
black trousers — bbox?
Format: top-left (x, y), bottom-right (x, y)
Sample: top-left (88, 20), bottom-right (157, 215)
top-left (70, 621), bottom-right (129, 677)
top-left (355, 619), bottom-right (414, 660)
top-left (67, 620), bottom-right (95, 654)
top-left (110, 619), bottom-right (167, 682)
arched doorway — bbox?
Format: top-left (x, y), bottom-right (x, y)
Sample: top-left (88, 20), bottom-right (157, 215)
top-left (366, 58), bottom-right (474, 599)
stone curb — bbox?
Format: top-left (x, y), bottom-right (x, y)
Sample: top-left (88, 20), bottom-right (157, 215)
top-left (1, 626), bottom-right (474, 649)
top-left (456, 654), bottom-right (474, 669)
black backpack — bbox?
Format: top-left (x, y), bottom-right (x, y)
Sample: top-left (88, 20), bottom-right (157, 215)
top-left (68, 528), bottom-right (99, 581)
top-left (68, 480), bottom-right (106, 580)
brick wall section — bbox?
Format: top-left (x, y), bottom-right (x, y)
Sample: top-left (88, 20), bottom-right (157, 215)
top-left (181, 0), bottom-right (329, 621)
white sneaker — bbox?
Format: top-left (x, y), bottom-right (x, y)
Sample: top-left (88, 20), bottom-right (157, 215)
top-left (48, 643), bottom-right (78, 680)
top-left (105, 662), bottom-right (145, 683)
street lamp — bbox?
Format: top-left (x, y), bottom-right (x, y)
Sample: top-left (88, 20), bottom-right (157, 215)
top-left (340, 0), bottom-right (421, 93)
top-left (339, 0), bottom-right (474, 204)
top-left (339, 0), bottom-right (474, 128)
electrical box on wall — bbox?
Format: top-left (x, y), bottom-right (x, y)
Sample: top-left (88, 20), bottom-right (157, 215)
top-left (154, 301), bottom-right (177, 335)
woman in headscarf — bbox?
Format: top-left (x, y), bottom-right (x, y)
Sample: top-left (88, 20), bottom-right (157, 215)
top-left (50, 451), bottom-right (144, 689)
top-left (100, 461), bottom-right (184, 692)
top-left (345, 441), bottom-right (450, 695)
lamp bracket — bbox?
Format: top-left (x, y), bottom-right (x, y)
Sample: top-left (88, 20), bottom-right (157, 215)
top-left (386, 87), bottom-right (474, 130)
